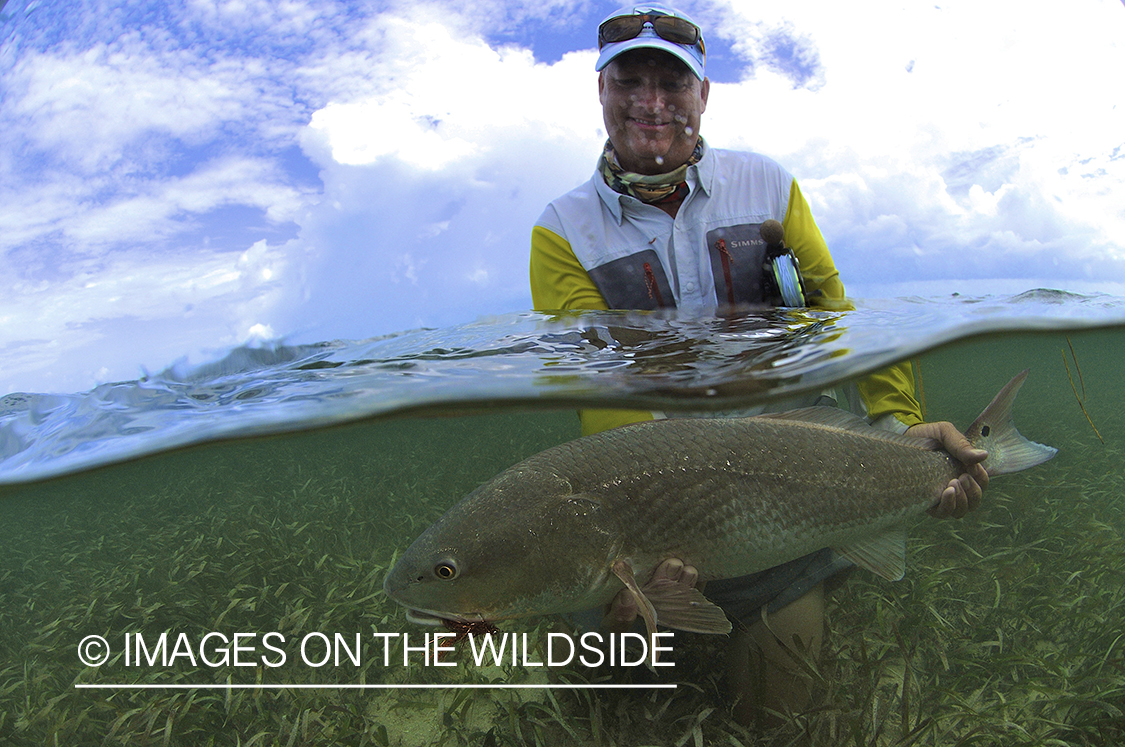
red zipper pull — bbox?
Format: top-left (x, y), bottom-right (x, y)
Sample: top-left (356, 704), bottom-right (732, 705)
top-left (715, 239), bottom-right (735, 305)
top-left (643, 262), bottom-right (666, 307)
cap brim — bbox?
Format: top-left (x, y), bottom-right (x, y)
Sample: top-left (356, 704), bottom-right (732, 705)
top-left (595, 36), bottom-right (705, 80)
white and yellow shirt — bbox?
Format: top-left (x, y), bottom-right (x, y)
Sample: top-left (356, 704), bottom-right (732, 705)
top-left (530, 141), bottom-right (921, 435)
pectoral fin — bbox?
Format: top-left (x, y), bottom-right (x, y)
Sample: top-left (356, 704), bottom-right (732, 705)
top-left (611, 560), bottom-right (660, 644)
top-left (833, 527), bottom-right (907, 581)
top-left (611, 560), bottom-right (732, 649)
top-left (641, 577), bottom-right (731, 635)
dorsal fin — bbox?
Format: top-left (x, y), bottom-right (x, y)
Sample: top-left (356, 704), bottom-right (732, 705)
top-left (758, 406), bottom-right (873, 431)
top-left (756, 407), bottom-right (941, 451)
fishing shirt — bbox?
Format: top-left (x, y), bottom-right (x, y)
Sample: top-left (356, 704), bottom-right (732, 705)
top-left (530, 141), bottom-right (922, 436)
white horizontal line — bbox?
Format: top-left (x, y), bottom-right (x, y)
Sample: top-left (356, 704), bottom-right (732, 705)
top-left (75, 683), bottom-right (676, 690)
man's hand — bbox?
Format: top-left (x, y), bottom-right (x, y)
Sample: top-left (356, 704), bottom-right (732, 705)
top-left (906, 421), bottom-right (989, 519)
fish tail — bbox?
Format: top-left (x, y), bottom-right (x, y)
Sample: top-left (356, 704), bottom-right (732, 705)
top-left (966, 370), bottom-right (1057, 476)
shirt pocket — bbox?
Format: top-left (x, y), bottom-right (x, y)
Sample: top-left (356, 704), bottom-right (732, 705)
top-left (586, 249), bottom-right (676, 310)
top-left (706, 224), bottom-right (768, 307)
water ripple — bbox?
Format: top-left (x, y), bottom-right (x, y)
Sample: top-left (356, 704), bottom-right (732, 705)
top-left (1, 291), bottom-right (1123, 485)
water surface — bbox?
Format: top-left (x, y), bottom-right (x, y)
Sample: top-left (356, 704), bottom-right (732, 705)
top-left (3, 290), bottom-right (1122, 485)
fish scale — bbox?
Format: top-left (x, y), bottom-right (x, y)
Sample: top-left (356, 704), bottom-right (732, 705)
top-left (546, 417), bottom-right (954, 576)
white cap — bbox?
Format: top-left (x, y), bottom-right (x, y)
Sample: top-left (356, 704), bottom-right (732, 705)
top-left (595, 4), bottom-right (706, 80)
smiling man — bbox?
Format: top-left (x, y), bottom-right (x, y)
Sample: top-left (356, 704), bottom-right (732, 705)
top-left (598, 34), bottom-right (707, 177)
top-left (529, 3), bottom-right (988, 726)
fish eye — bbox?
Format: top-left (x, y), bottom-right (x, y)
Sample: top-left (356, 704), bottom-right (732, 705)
top-left (434, 561), bottom-right (459, 580)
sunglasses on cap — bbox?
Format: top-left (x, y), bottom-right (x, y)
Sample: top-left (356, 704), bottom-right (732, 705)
top-left (598, 12), bottom-right (705, 55)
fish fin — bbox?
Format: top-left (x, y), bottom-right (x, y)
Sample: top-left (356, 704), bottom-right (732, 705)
top-left (759, 408), bottom-right (942, 451)
top-left (966, 370), bottom-right (1057, 476)
top-left (611, 560), bottom-right (662, 661)
top-left (758, 406), bottom-right (873, 431)
top-left (833, 527), bottom-right (907, 581)
top-left (642, 577), bottom-right (732, 635)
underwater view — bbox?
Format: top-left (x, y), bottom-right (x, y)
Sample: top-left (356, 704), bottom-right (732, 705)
top-left (1, 295), bottom-right (1124, 746)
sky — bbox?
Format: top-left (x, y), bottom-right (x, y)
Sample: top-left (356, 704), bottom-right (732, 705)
top-left (1, 0), bottom-right (1123, 396)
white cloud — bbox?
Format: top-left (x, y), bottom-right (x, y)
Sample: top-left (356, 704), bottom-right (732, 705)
top-left (10, 41), bottom-right (253, 171)
top-left (0, 243), bottom-right (287, 391)
top-left (702, 0), bottom-right (1125, 289)
top-left (305, 14), bottom-right (601, 171)
top-left (311, 98), bottom-right (481, 170)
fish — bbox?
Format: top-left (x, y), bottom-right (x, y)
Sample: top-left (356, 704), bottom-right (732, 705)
top-left (383, 370), bottom-right (1057, 642)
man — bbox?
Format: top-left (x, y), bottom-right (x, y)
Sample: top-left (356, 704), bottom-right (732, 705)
top-left (529, 3), bottom-right (987, 724)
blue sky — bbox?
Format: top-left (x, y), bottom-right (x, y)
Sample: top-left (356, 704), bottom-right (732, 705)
top-left (2, 0), bottom-right (1124, 395)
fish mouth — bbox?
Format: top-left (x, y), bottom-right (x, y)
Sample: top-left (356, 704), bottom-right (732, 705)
top-left (404, 609), bottom-right (446, 626)
top-left (403, 608), bottom-right (489, 627)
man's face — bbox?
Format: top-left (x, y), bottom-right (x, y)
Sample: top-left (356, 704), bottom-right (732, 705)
top-left (599, 49), bottom-right (710, 176)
